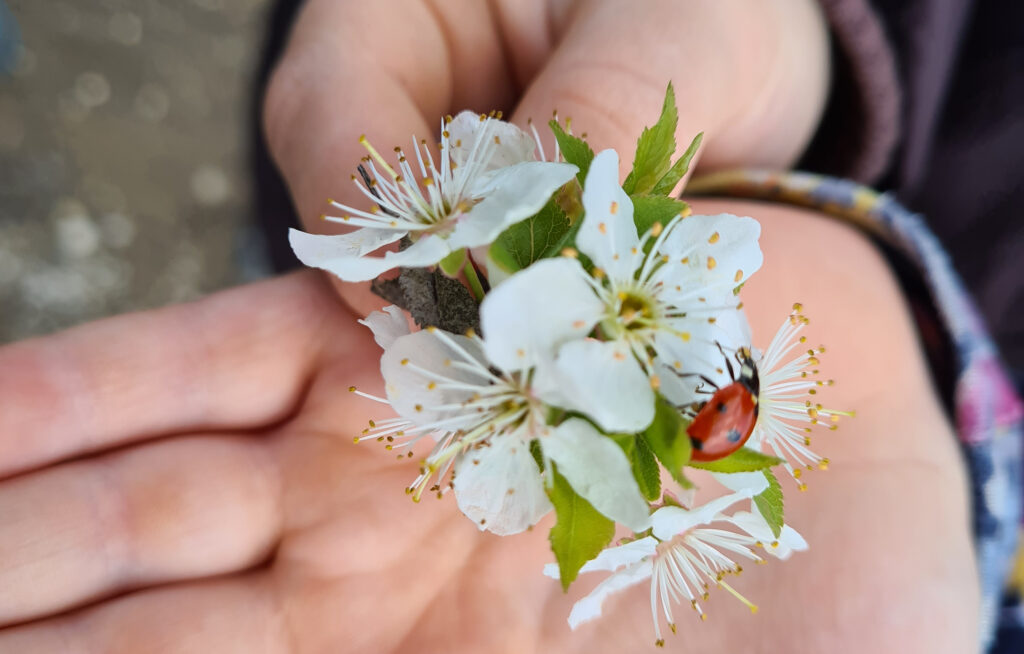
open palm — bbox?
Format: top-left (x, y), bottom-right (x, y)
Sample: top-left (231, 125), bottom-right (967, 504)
top-left (0, 195), bottom-right (980, 652)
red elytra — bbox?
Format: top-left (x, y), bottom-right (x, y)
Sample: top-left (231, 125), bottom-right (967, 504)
top-left (685, 348), bottom-right (761, 462)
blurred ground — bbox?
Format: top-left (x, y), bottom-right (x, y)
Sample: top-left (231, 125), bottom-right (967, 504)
top-left (0, 0), bottom-right (272, 343)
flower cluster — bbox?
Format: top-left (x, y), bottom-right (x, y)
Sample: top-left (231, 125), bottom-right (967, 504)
top-left (289, 85), bottom-right (849, 645)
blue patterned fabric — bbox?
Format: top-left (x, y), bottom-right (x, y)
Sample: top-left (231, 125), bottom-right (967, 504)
top-left (688, 170), bottom-right (1024, 651)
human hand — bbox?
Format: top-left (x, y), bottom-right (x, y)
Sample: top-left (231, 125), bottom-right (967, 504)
top-left (0, 199), bottom-right (978, 652)
top-left (263, 0), bottom-right (831, 315)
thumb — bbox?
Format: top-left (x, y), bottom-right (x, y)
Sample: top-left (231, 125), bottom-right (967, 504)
top-left (510, 0), bottom-right (829, 186)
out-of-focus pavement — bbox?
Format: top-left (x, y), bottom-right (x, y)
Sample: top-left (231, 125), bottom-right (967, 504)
top-left (0, 0), bottom-right (274, 343)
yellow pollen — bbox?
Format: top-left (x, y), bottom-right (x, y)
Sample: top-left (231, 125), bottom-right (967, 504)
top-left (651, 222), bottom-right (663, 236)
top-left (414, 404), bottom-right (423, 412)
top-left (819, 459), bottom-right (830, 470)
top-left (598, 222), bottom-right (607, 234)
top-left (613, 351), bottom-right (627, 361)
top-left (650, 375), bottom-right (661, 390)
top-left (798, 483), bottom-right (808, 492)
top-left (734, 269), bottom-right (743, 282)
top-left (593, 267), bottom-right (606, 279)
top-left (516, 348), bottom-right (525, 358)
top-left (572, 320), bottom-right (586, 328)
top-left (799, 336), bottom-right (807, 343)
top-left (708, 231), bottom-right (720, 244)
top-left (348, 386), bottom-right (357, 392)
top-left (617, 291), bottom-right (628, 301)
top-left (680, 332), bottom-right (691, 341)
top-left (427, 382), bottom-right (436, 390)
top-left (681, 256), bottom-right (689, 264)
top-left (561, 247), bottom-right (578, 258)
top-left (793, 302), bottom-right (803, 312)
top-left (400, 358), bottom-right (410, 365)
top-left (706, 256), bottom-right (717, 270)
top-left (793, 468), bottom-right (802, 479)
top-left (610, 201), bottom-right (618, 214)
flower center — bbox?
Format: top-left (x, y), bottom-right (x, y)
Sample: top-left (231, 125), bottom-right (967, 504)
top-left (618, 292), bottom-right (656, 328)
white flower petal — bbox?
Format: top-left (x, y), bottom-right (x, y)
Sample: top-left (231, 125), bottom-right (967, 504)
top-left (380, 330), bottom-right (485, 424)
top-left (651, 308), bottom-right (753, 406)
top-left (289, 226), bottom-right (404, 259)
top-left (567, 560), bottom-right (653, 629)
top-left (358, 305), bottom-right (410, 350)
top-left (650, 489), bottom-right (761, 541)
top-left (480, 258), bottom-right (603, 369)
top-left (446, 111), bottom-right (539, 174)
top-left (576, 149), bottom-right (639, 279)
top-left (711, 471), bottom-right (772, 495)
top-left (543, 418), bottom-right (652, 532)
top-left (290, 229), bottom-right (451, 282)
top-left (446, 161), bottom-right (577, 250)
top-left (542, 537), bottom-right (658, 579)
top-left (726, 509), bottom-right (808, 560)
top-left (656, 213), bottom-right (763, 296)
top-left (536, 339), bottom-right (654, 433)
top-left (453, 434), bottom-right (552, 535)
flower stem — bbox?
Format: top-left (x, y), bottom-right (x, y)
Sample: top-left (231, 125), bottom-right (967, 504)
top-left (463, 253), bottom-right (486, 302)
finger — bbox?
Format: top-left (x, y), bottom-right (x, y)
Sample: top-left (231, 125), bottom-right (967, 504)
top-left (264, 0), bottom-right (520, 315)
top-left (0, 575), bottom-right (286, 654)
top-left (0, 271), bottom-right (344, 476)
top-left (0, 435), bottom-right (281, 627)
top-left (511, 0), bottom-right (830, 180)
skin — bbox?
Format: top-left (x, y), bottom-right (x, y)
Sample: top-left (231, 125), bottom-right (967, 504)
top-left (0, 1), bottom-right (979, 651)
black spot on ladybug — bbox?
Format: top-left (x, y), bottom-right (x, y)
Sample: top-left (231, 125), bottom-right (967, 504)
top-left (727, 428), bottom-right (742, 443)
top-left (716, 402), bottom-right (727, 413)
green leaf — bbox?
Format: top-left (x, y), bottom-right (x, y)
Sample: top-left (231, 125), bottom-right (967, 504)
top-left (631, 194), bottom-right (689, 238)
top-left (753, 469), bottom-right (784, 539)
top-left (549, 120), bottom-right (594, 185)
top-left (651, 132), bottom-right (703, 196)
top-left (610, 434), bottom-right (661, 502)
top-left (640, 397), bottom-right (693, 488)
top-left (622, 83), bottom-right (678, 196)
top-left (489, 199), bottom-right (572, 273)
top-left (547, 464), bottom-right (616, 591)
top-left (437, 248), bottom-right (466, 276)
top-left (689, 448), bottom-right (784, 473)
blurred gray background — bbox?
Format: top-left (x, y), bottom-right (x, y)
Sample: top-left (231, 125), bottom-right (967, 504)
top-left (0, 0), bottom-right (273, 343)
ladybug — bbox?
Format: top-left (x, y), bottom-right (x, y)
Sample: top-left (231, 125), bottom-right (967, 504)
top-left (684, 346), bottom-right (760, 462)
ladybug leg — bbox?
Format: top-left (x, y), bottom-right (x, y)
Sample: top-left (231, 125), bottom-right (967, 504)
top-left (715, 341), bottom-right (736, 381)
top-left (665, 368), bottom-right (721, 392)
top-left (695, 375), bottom-right (719, 393)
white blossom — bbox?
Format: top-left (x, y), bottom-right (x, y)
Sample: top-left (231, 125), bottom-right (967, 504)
top-left (352, 312), bottom-right (650, 535)
top-left (672, 305), bottom-right (853, 487)
top-left (289, 112), bottom-right (577, 282)
top-left (546, 481), bottom-right (807, 645)
top-left (480, 149), bottom-right (764, 431)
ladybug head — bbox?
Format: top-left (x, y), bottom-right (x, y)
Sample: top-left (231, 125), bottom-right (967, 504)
top-left (734, 347), bottom-right (760, 397)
